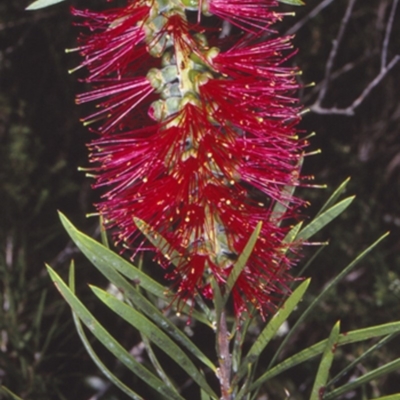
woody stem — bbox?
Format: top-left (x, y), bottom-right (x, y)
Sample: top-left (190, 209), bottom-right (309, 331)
top-left (217, 309), bottom-right (232, 400)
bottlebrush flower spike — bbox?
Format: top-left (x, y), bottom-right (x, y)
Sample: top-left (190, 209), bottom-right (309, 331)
top-left (72, 0), bottom-right (308, 317)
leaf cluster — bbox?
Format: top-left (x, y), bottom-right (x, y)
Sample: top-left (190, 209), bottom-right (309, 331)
top-left (32, 180), bottom-right (400, 400)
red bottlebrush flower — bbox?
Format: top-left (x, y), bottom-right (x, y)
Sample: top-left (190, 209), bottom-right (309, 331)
top-left (90, 99), bottom-right (304, 316)
top-left (72, 1), bottom-right (306, 316)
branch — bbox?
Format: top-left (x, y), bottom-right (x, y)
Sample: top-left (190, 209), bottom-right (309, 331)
top-left (309, 0), bottom-right (400, 116)
top-left (286, 0), bottom-right (335, 35)
top-left (316, 0), bottom-right (358, 106)
top-left (217, 310), bottom-right (232, 400)
top-left (381, 0), bottom-right (399, 68)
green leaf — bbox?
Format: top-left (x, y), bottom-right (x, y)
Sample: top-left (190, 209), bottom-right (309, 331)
top-left (133, 216), bottom-right (213, 325)
top-left (277, 0), bottom-right (305, 5)
top-left (134, 217), bottom-right (186, 268)
top-left (26, 0), bottom-right (65, 10)
top-left (272, 184), bottom-right (297, 219)
top-left (46, 264), bottom-right (185, 400)
top-left (73, 311), bottom-right (145, 400)
top-left (140, 333), bottom-right (177, 392)
top-left (297, 196), bottom-right (355, 241)
top-left (116, 268), bottom-right (213, 364)
top-left (324, 358), bottom-right (400, 399)
top-left (201, 388), bottom-right (212, 400)
top-left (61, 213), bottom-right (213, 362)
top-left (99, 215), bottom-right (110, 248)
top-left (250, 320), bottom-right (400, 390)
top-left (68, 262), bottom-right (145, 400)
top-left (310, 321), bottom-right (340, 400)
top-left (91, 286), bottom-right (218, 399)
top-left (33, 289), bottom-right (47, 348)
top-left (370, 395), bottom-right (400, 400)
top-left (224, 222), bottom-right (262, 302)
top-left (315, 178), bottom-right (351, 219)
top-left (327, 332), bottom-right (399, 388)
top-left (232, 308), bottom-right (254, 373)
top-left (234, 279), bottom-right (310, 385)
top-left (61, 216), bottom-right (214, 366)
top-left (61, 214), bottom-right (208, 325)
top-left (266, 233), bottom-right (388, 371)
top-left (271, 157), bottom-right (303, 220)
top-left (0, 386), bottom-right (24, 400)
top-left (59, 212), bottom-right (166, 299)
top-left (283, 222), bottom-right (303, 244)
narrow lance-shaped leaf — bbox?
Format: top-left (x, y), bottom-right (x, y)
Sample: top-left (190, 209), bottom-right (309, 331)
top-left (99, 215), bottom-right (110, 248)
top-left (46, 264), bottom-right (185, 400)
top-left (33, 290), bottom-right (47, 348)
top-left (66, 216), bottom-right (214, 362)
top-left (234, 279), bottom-right (310, 385)
top-left (327, 332), bottom-right (400, 388)
top-left (59, 212), bottom-right (166, 299)
top-left (231, 308), bottom-right (254, 373)
top-left (72, 311), bottom-right (145, 400)
top-left (315, 178), bottom-right (351, 219)
top-left (68, 262), bottom-right (145, 400)
top-left (369, 395), bottom-right (400, 400)
top-left (0, 386), bottom-right (24, 400)
top-left (140, 333), bottom-right (178, 393)
top-left (250, 321), bottom-right (400, 391)
top-left (134, 217), bottom-right (186, 268)
top-left (324, 357), bottom-right (400, 400)
top-left (272, 184), bottom-right (297, 219)
top-left (61, 215), bottom-right (214, 366)
top-left (296, 196), bottom-right (355, 241)
top-left (224, 222), bottom-right (262, 302)
top-left (134, 216), bottom-right (215, 325)
top-left (282, 221), bottom-right (303, 245)
top-left (62, 213), bottom-right (206, 324)
top-left (200, 388), bottom-right (212, 400)
top-left (310, 321), bottom-right (340, 400)
top-left (26, 0), bottom-right (65, 10)
top-left (271, 157), bottom-right (303, 220)
top-left (266, 232), bottom-right (389, 370)
top-left (91, 287), bottom-right (218, 400)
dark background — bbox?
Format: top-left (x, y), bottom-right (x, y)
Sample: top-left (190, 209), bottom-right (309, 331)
top-left (1, 0), bottom-right (399, 398)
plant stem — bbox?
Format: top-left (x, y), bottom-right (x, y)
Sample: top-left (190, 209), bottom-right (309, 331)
top-left (217, 310), bottom-right (232, 400)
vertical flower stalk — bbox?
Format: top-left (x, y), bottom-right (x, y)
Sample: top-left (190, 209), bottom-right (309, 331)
top-left (71, 0), bottom-right (306, 318)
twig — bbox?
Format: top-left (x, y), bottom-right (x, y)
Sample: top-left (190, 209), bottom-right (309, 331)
top-left (285, 0), bottom-right (336, 35)
top-left (381, 0), bottom-right (399, 69)
top-left (316, 0), bottom-right (358, 105)
top-left (309, 0), bottom-right (400, 116)
top-left (217, 310), bottom-right (232, 400)
top-left (302, 52), bottom-right (377, 103)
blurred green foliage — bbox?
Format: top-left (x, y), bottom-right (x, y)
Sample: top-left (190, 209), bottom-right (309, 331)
top-left (0, 0), bottom-right (399, 398)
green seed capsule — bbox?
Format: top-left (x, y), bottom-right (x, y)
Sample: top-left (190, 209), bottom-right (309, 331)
top-left (160, 83), bottom-right (182, 99)
top-left (146, 68), bottom-right (164, 91)
top-left (161, 65), bottom-right (179, 83)
top-left (161, 50), bottom-right (176, 67)
top-left (149, 97), bottom-right (181, 121)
